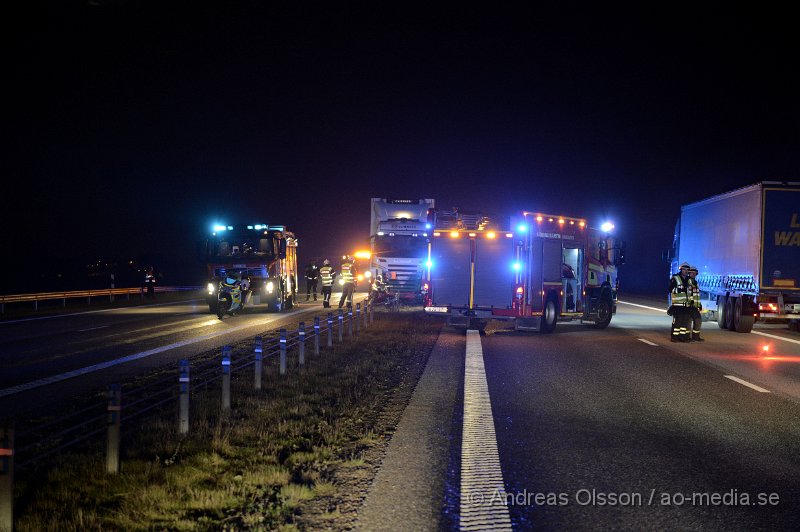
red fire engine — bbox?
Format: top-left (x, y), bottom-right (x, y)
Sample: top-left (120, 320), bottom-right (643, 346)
top-left (423, 210), bottom-right (624, 332)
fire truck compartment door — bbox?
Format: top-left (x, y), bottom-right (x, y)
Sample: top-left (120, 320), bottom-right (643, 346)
top-left (473, 237), bottom-right (515, 309)
top-left (431, 237), bottom-right (471, 307)
top-left (542, 239), bottom-right (562, 283)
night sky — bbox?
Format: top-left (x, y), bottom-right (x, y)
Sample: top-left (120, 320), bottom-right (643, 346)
top-left (6, 2), bottom-right (798, 294)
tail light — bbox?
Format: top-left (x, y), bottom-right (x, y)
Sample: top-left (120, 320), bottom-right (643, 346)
top-left (758, 303), bottom-right (778, 312)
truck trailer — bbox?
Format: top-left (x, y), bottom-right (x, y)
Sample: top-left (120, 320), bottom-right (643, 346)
top-left (369, 198), bottom-right (435, 301)
top-left (670, 182), bottom-right (800, 332)
top-left (424, 209), bottom-right (624, 332)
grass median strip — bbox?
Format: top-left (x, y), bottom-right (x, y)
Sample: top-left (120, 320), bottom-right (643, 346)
top-left (14, 312), bottom-right (442, 531)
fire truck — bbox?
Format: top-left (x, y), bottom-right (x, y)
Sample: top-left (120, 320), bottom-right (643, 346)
top-left (203, 224), bottom-right (298, 313)
top-left (423, 210), bottom-right (624, 332)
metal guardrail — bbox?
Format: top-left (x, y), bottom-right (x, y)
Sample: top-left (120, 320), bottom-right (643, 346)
top-left (0, 286), bottom-right (202, 313)
top-left (0, 302), bottom-right (376, 529)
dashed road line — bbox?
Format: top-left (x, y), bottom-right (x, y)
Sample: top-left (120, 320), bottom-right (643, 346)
top-left (724, 375), bottom-right (771, 393)
top-left (460, 329), bottom-right (512, 531)
top-left (637, 338), bottom-right (658, 346)
top-left (77, 325), bottom-right (109, 332)
top-left (752, 331), bottom-right (800, 346)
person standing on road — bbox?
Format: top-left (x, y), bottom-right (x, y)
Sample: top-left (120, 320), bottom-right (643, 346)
top-left (319, 259), bottom-right (336, 308)
top-left (144, 267), bottom-right (156, 299)
top-left (338, 255), bottom-right (356, 309)
top-left (687, 265), bottom-right (704, 342)
top-left (668, 262), bottom-right (691, 342)
top-left (305, 261), bottom-right (319, 301)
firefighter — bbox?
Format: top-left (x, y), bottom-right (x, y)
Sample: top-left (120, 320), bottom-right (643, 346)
top-left (319, 259), bottom-right (336, 308)
top-left (144, 267), bottom-right (156, 299)
top-left (687, 265), bottom-right (704, 342)
top-left (305, 261), bottom-right (319, 301)
top-left (668, 262), bottom-right (691, 342)
top-left (338, 255), bottom-right (356, 309)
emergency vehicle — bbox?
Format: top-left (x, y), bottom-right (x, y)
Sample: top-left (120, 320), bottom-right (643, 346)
top-left (423, 210), bottom-right (624, 332)
top-left (203, 224), bottom-right (298, 313)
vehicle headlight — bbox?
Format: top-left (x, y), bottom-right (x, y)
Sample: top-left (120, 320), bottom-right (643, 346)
top-left (365, 271), bottom-right (372, 279)
top-left (266, 281), bottom-right (274, 293)
top-left (339, 279), bottom-right (345, 285)
top-left (207, 282), bottom-right (216, 294)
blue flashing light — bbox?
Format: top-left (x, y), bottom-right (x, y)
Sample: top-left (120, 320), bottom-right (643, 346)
top-left (247, 225), bottom-right (254, 229)
top-left (213, 225), bottom-right (227, 232)
top-left (254, 224), bottom-right (263, 230)
top-left (601, 222), bottom-right (615, 233)
top-left (512, 262), bottom-right (521, 271)
top-left (227, 225), bottom-right (233, 230)
top-left (425, 223), bottom-right (432, 229)
top-left (517, 224), bottom-right (528, 232)
top-left (426, 260), bottom-right (433, 268)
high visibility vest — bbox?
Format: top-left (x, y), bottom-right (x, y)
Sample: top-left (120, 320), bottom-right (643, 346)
top-left (320, 266), bottom-right (334, 286)
top-left (689, 277), bottom-right (700, 306)
top-left (340, 262), bottom-right (355, 284)
top-left (670, 274), bottom-right (689, 306)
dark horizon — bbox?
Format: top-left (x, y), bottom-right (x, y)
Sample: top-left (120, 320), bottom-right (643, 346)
top-left (5, 3), bottom-right (798, 295)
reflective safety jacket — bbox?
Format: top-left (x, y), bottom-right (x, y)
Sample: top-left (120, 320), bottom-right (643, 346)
top-left (320, 266), bottom-right (335, 286)
top-left (340, 262), bottom-right (355, 284)
top-left (688, 277), bottom-right (700, 307)
top-left (669, 274), bottom-right (689, 306)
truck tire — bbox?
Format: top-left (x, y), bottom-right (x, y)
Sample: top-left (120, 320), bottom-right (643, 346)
top-left (540, 297), bottom-right (558, 334)
top-left (594, 297), bottom-right (613, 329)
top-left (717, 296), bottom-right (727, 329)
top-left (734, 297), bottom-right (754, 333)
top-left (725, 296), bottom-right (736, 331)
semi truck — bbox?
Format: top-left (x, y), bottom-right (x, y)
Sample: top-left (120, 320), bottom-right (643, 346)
top-left (369, 198), bottom-right (435, 302)
top-left (202, 224), bottom-right (298, 313)
top-left (423, 209), bottom-right (624, 332)
top-left (670, 181), bottom-right (800, 333)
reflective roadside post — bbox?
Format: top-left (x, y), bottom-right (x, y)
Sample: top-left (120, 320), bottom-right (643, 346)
top-left (179, 360), bottom-right (190, 435)
top-left (327, 313), bottom-right (333, 348)
top-left (338, 309), bottom-right (344, 343)
top-left (222, 346), bottom-right (231, 412)
top-left (348, 307), bottom-right (353, 338)
top-left (106, 384), bottom-right (121, 474)
top-left (356, 303), bottom-right (361, 334)
top-left (280, 329), bottom-right (287, 375)
top-left (0, 423), bottom-right (13, 532)
top-left (298, 322), bottom-right (306, 368)
top-left (314, 317), bottom-right (320, 355)
top-left (254, 336), bottom-right (263, 390)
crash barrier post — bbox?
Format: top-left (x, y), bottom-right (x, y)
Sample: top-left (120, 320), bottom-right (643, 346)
top-left (179, 360), bottom-right (190, 435)
top-left (298, 322), bottom-right (306, 368)
top-left (338, 310), bottom-right (344, 343)
top-left (356, 303), bottom-right (361, 334)
top-left (314, 317), bottom-right (320, 355)
top-left (348, 308), bottom-right (353, 338)
top-left (0, 424), bottom-right (13, 532)
top-left (327, 313), bottom-right (333, 348)
top-left (106, 384), bottom-right (121, 474)
top-left (222, 346), bottom-right (231, 412)
top-left (254, 336), bottom-right (263, 390)
top-left (280, 329), bottom-right (287, 375)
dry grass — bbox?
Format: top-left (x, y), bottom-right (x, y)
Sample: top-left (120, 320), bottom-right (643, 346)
top-left (14, 312), bottom-right (441, 530)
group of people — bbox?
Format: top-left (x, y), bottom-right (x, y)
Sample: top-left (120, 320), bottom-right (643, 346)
top-left (305, 256), bottom-right (357, 309)
top-left (668, 261), bottom-right (704, 342)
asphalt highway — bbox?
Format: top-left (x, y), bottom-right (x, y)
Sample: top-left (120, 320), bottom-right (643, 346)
top-left (477, 298), bottom-right (800, 529)
top-left (0, 293), bottom-right (366, 419)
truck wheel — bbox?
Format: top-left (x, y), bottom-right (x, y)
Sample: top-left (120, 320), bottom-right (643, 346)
top-left (725, 296), bottom-right (736, 331)
top-left (734, 297), bottom-right (754, 333)
top-left (594, 298), bottom-right (613, 329)
top-left (717, 296), bottom-right (727, 329)
top-left (540, 297), bottom-right (557, 334)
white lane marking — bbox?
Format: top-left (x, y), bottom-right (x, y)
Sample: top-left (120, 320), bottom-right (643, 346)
top-left (724, 375), bottom-right (771, 393)
top-left (638, 338), bottom-right (658, 346)
top-left (0, 299), bottom-right (204, 324)
top-left (752, 331), bottom-right (800, 346)
top-left (0, 307), bottom-right (311, 398)
top-left (460, 330), bottom-right (513, 531)
top-left (618, 300), bottom-right (664, 312)
top-left (77, 326), bottom-right (109, 332)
